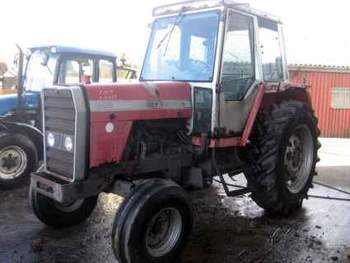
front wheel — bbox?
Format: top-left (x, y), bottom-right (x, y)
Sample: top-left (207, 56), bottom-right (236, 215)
top-left (112, 179), bottom-right (192, 263)
top-left (0, 133), bottom-right (37, 189)
top-left (30, 189), bottom-right (98, 228)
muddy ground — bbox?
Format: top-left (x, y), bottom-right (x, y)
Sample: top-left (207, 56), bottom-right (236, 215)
top-left (0, 138), bottom-right (349, 263)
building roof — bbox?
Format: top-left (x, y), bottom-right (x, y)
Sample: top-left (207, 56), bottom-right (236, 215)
top-left (289, 64), bottom-right (350, 73)
top-left (29, 45), bottom-right (117, 58)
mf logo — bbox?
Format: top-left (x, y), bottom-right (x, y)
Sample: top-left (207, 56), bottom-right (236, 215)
top-left (98, 89), bottom-right (118, 100)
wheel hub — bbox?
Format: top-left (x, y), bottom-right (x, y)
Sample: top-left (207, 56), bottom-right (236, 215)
top-left (146, 208), bottom-right (183, 258)
top-left (285, 135), bottom-right (303, 173)
top-left (2, 153), bottom-right (18, 170)
top-left (0, 146), bottom-right (27, 180)
top-left (284, 125), bottom-right (314, 193)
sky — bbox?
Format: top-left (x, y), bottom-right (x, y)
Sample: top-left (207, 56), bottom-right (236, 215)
top-left (0, 0), bottom-right (349, 67)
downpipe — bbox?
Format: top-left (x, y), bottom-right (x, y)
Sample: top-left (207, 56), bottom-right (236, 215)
top-left (15, 45), bottom-right (24, 120)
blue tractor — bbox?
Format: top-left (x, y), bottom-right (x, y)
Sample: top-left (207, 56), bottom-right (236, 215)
top-left (0, 45), bottom-right (118, 188)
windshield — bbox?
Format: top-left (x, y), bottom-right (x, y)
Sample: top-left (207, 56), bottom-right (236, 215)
top-left (24, 50), bottom-right (55, 92)
top-left (140, 11), bottom-right (220, 82)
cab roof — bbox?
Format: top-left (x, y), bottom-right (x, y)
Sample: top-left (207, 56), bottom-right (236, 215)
top-left (153, 0), bottom-right (281, 23)
top-left (29, 45), bottom-right (117, 58)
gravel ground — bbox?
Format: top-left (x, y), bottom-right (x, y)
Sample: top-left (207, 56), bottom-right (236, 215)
top-left (0, 138), bottom-right (349, 263)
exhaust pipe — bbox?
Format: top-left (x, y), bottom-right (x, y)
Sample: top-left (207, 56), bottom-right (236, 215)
top-left (15, 45), bottom-right (24, 117)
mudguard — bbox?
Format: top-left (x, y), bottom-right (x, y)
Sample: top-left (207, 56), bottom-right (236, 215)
top-left (0, 121), bottom-right (43, 161)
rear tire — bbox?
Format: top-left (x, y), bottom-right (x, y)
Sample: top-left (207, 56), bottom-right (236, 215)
top-left (112, 179), bottom-right (192, 263)
top-left (0, 133), bottom-right (37, 189)
top-left (246, 101), bottom-right (320, 215)
top-left (30, 189), bottom-right (98, 228)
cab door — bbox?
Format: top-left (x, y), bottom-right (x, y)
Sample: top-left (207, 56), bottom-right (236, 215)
top-left (218, 10), bottom-right (259, 136)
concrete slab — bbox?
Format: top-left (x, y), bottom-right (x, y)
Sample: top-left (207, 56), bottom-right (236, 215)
top-left (317, 138), bottom-right (350, 191)
top-left (0, 138), bottom-right (348, 263)
top-left (0, 183), bottom-right (349, 263)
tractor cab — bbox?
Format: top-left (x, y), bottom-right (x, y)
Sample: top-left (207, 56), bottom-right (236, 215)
top-left (0, 45), bottom-right (117, 116)
top-left (26, 46), bottom-right (118, 89)
top-left (141, 0), bottom-right (288, 136)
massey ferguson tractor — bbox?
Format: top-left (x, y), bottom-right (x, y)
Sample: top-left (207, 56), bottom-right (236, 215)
top-left (0, 45), bottom-right (118, 189)
top-left (30, 1), bottom-right (320, 262)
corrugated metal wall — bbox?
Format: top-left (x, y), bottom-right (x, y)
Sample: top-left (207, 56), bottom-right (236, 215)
top-left (289, 67), bottom-right (350, 138)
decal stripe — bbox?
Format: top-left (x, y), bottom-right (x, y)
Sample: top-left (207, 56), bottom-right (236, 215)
top-left (89, 100), bottom-right (191, 112)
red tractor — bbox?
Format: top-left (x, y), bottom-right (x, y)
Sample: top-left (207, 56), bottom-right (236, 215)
top-left (30, 1), bottom-right (320, 262)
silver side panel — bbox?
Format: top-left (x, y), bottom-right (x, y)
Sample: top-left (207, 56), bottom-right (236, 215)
top-left (89, 100), bottom-right (191, 112)
top-left (71, 86), bottom-right (88, 181)
top-left (211, 11), bottom-right (226, 133)
top-left (218, 84), bottom-right (258, 133)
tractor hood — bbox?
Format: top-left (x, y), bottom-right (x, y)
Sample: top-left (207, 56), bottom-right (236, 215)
top-left (0, 92), bottom-right (40, 115)
top-left (84, 81), bottom-right (192, 167)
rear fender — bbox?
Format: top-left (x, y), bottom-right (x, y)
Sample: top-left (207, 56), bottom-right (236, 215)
top-left (193, 85), bottom-right (312, 147)
top-left (261, 86), bottom-right (312, 110)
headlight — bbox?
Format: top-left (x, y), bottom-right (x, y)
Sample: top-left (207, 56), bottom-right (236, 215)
top-left (64, 136), bottom-right (73, 152)
top-left (47, 132), bottom-right (55, 147)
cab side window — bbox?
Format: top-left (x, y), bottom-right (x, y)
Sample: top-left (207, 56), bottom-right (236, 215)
top-left (259, 19), bottom-right (284, 82)
top-left (58, 58), bottom-right (94, 85)
top-left (221, 11), bottom-right (255, 101)
top-left (99, 59), bottom-right (114, 83)
top-left (62, 60), bottom-right (80, 84)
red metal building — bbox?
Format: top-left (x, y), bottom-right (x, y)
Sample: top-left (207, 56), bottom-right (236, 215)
top-left (289, 65), bottom-right (350, 138)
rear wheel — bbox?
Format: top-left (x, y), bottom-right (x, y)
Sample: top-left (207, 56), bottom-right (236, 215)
top-left (246, 101), bottom-right (320, 215)
top-left (30, 189), bottom-right (98, 228)
top-left (112, 179), bottom-right (192, 263)
top-left (0, 133), bottom-right (37, 189)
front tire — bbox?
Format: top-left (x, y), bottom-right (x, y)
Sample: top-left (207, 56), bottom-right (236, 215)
top-left (246, 101), bottom-right (320, 215)
top-left (30, 189), bottom-right (98, 228)
top-left (112, 179), bottom-right (192, 263)
top-left (0, 133), bottom-right (37, 189)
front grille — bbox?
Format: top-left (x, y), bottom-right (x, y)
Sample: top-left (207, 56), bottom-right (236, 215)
top-left (44, 89), bottom-right (75, 180)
